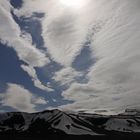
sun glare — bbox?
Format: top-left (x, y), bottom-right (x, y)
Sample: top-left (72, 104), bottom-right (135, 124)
top-left (60, 0), bottom-right (86, 9)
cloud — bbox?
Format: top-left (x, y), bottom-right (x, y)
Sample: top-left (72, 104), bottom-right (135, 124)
top-left (59, 82), bottom-right (140, 114)
top-left (0, 1), bottom-right (52, 93)
top-left (53, 67), bottom-right (82, 86)
top-left (0, 0), bottom-right (49, 67)
top-left (59, 0), bottom-right (140, 114)
top-left (34, 98), bottom-right (48, 105)
top-left (42, 11), bottom-right (88, 66)
top-left (15, 0), bottom-right (92, 66)
top-left (0, 83), bottom-right (47, 112)
top-left (21, 65), bottom-right (53, 92)
top-left (1, 0), bottom-right (140, 114)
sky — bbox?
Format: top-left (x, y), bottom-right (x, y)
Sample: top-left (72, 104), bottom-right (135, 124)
top-left (0, 0), bottom-right (140, 114)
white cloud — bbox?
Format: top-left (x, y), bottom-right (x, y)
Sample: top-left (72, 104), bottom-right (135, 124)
top-left (0, 1), bottom-right (52, 94)
top-left (1, 0), bottom-right (140, 114)
top-left (14, 0), bottom-right (116, 67)
top-left (0, 1), bottom-right (50, 67)
top-left (59, 0), bottom-right (140, 114)
top-left (15, 0), bottom-right (93, 66)
top-left (53, 67), bottom-right (82, 86)
top-left (14, 0), bottom-right (53, 17)
top-left (59, 82), bottom-right (140, 114)
top-left (42, 11), bottom-right (88, 66)
top-left (0, 83), bottom-right (48, 112)
top-left (33, 97), bottom-right (48, 105)
top-left (21, 65), bottom-right (53, 92)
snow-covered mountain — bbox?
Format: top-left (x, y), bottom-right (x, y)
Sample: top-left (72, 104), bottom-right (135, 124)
top-left (0, 109), bottom-right (140, 138)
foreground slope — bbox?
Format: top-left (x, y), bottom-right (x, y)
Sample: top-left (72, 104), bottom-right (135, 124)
top-left (0, 109), bottom-right (140, 139)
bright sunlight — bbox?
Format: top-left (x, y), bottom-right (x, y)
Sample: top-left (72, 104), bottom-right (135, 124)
top-left (60, 0), bottom-right (86, 9)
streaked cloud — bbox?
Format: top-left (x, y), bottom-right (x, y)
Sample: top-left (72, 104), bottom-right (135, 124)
top-left (0, 0), bottom-right (51, 93)
top-left (53, 67), bottom-right (82, 86)
top-left (1, 0), bottom-right (140, 114)
top-left (21, 65), bottom-right (53, 92)
top-left (0, 1), bottom-right (49, 67)
top-left (59, 0), bottom-right (140, 114)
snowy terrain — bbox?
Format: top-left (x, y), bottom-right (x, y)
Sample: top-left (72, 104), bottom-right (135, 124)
top-left (0, 109), bottom-right (140, 138)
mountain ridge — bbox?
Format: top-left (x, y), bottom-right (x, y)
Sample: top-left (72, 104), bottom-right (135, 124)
top-left (0, 109), bottom-right (140, 139)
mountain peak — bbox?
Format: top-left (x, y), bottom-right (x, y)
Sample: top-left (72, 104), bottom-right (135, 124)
top-left (0, 109), bottom-right (140, 138)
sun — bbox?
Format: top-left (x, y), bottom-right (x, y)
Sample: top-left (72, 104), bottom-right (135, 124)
top-left (60, 0), bottom-right (86, 9)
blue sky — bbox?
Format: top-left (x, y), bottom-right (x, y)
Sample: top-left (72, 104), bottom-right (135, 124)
top-left (0, 0), bottom-right (75, 112)
top-left (0, 0), bottom-right (140, 114)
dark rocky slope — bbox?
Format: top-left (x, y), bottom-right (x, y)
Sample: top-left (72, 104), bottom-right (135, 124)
top-left (0, 109), bottom-right (140, 139)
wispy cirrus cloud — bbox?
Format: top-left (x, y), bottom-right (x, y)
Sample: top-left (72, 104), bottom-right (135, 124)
top-left (1, 0), bottom-right (140, 114)
top-left (0, 1), bottom-right (49, 67)
top-left (59, 0), bottom-right (140, 114)
top-left (0, 0), bottom-right (51, 92)
top-left (21, 65), bottom-right (53, 92)
top-left (15, 0), bottom-right (92, 66)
